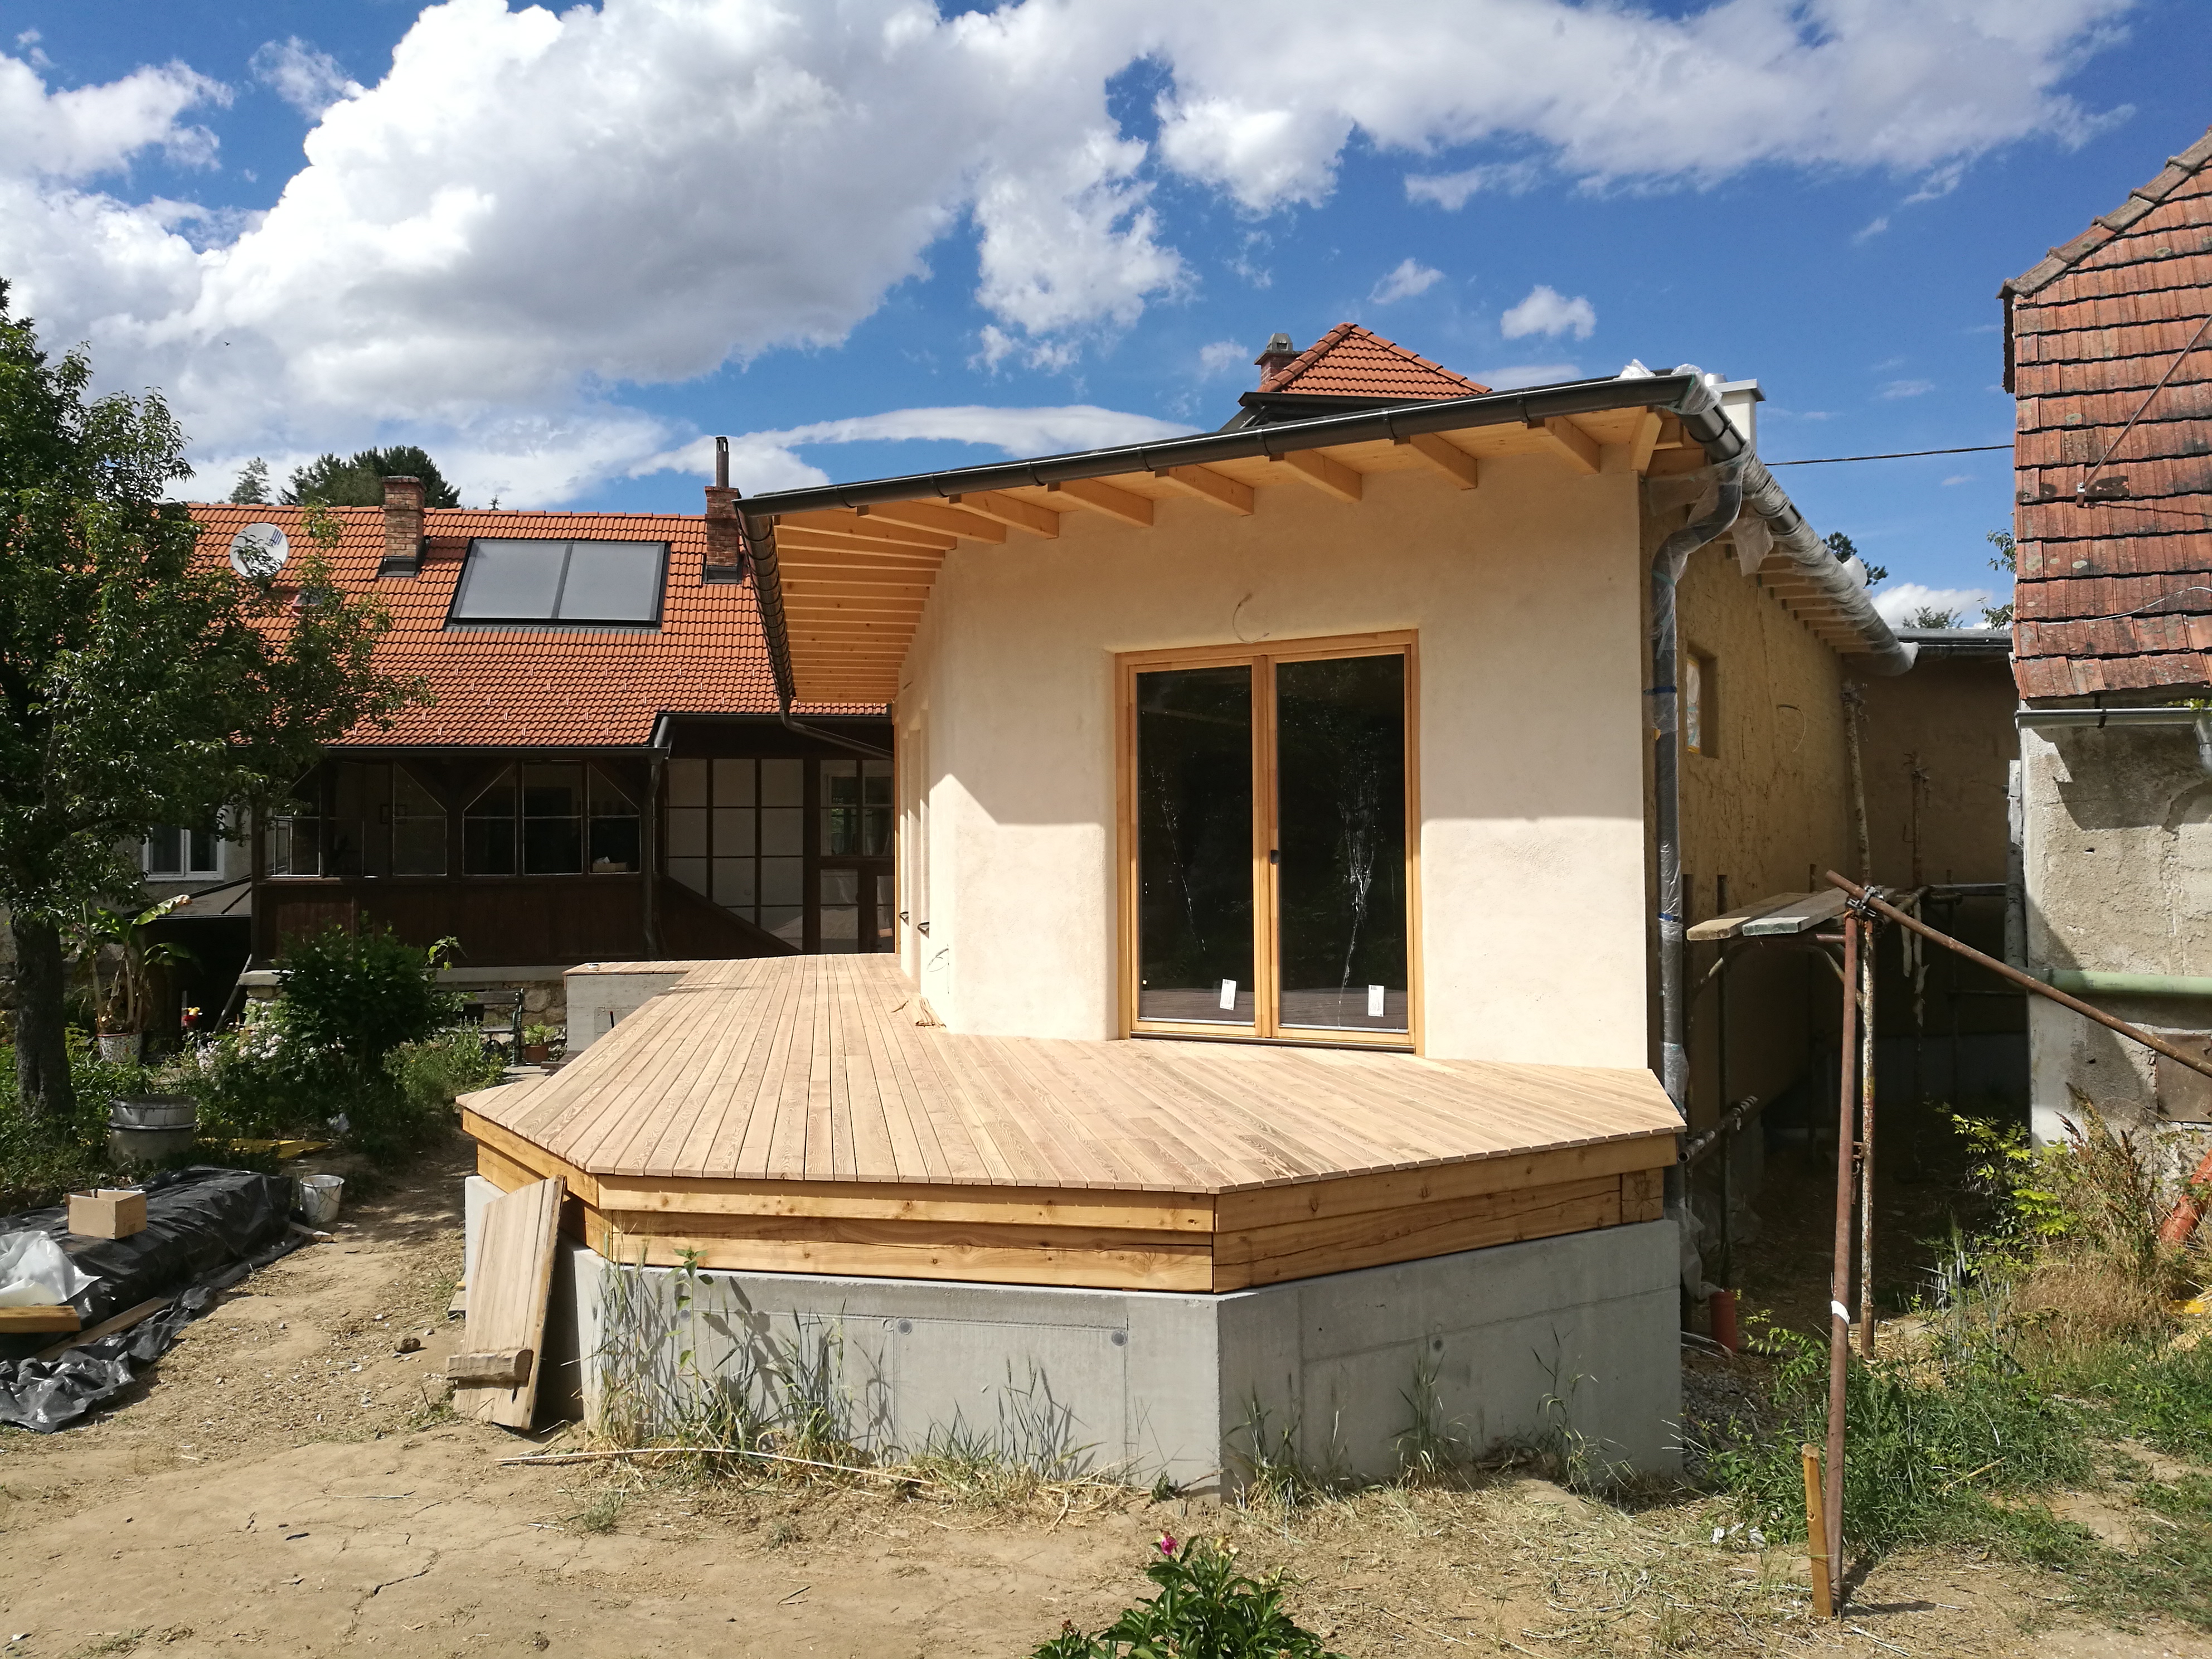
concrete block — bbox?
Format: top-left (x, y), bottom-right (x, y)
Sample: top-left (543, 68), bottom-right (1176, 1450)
top-left (466, 1185), bottom-right (1680, 1486)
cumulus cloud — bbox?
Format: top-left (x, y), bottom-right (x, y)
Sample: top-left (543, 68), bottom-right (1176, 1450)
top-left (639, 404), bottom-right (1195, 494)
top-left (1371, 258), bottom-right (1444, 304)
top-left (1197, 339), bottom-right (1248, 376)
top-left (250, 38), bottom-right (363, 119)
top-left (1500, 284), bottom-right (1597, 341)
top-left (0, 0), bottom-right (2139, 501)
top-left (1873, 581), bottom-right (1997, 627)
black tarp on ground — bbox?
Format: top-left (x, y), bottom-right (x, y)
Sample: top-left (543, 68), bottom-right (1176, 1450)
top-left (0, 1166), bottom-right (304, 1431)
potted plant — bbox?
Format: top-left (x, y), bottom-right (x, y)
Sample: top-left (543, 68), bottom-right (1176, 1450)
top-left (520, 1021), bottom-right (562, 1065)
top-left (78, 895), bottom-right (193, 1062)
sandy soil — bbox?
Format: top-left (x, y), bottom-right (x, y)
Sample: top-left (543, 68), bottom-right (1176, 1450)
top-left (1, 1142), bottom-right (2208, 1659)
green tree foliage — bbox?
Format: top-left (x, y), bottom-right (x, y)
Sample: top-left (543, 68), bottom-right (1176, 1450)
top-left (0, 281), bottom-right (419, 1117)
top-left (227, 457), bottom-right (270, 504)
top-left (1983, 528), bottom-right (2016, 627)
top-left (1824, 530), bottom-right (1888, 587)
top-left (278, 925), bottom-right (462, 1071)
top-left (283, 444), bottom-right (461, 508)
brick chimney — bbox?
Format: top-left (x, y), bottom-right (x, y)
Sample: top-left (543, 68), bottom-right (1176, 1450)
top-left (703, 435), bottom-right (745, 583)
top-left (379, 475), bottom-right (425, 578)
top-left (1254, 331), bottom-right (1298, 387)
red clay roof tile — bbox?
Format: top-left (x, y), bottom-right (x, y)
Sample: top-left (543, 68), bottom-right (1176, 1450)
top-left (2005, 124), bottom-right (2212, 697)
top-left (1255, 322), bottom-right (1490, 400)
top-left (188, 503), bottom-right (877, 749)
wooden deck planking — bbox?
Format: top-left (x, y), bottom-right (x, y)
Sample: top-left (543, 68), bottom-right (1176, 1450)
top-left (469, 957), bottom-right (1679, 1196)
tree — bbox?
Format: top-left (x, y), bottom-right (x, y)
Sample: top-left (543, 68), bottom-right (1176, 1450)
top-left (283, 445), bottom-right (460, 508)
top-left (227, 457), bottom-right (270, 505)
top-left (1823, 529), bottom-right (1889, 588)
top-left (0, 282), bottom-right (420, 1117)
top-left (1983, 528), bottom-right (2016, 627)
top-left (1907, 605), bottom-right (1962, 629)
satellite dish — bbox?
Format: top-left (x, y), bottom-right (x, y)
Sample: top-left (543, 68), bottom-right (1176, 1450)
top-left (229, 522), bottom-right (290, 577)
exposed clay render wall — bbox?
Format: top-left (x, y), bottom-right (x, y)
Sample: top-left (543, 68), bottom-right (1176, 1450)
top-left (2021, 722), bottom-right (2212, 1140)
top-left (1858, 658), bottom-right (2017, 889)
top-left (1671, 536), bottom-right (1856, 1133)
top-left (893, 453), bottom-right (1653, 1067)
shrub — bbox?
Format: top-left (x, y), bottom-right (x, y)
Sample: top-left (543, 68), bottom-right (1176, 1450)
top-left (1034, 1535), bottom-right (1340, 1659)
top-left (276, 925), bottom-right (463, 1069)
top-left (0, 1031), bottom-right (149, 1212)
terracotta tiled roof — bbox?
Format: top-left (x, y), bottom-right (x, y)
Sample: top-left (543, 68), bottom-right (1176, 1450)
top-left (188, 503), bottom-right (874, 749)
top-left (1255, 322), bottom-right (1490, 400)
top-left (2006, 126), bottom-right (2212, 699)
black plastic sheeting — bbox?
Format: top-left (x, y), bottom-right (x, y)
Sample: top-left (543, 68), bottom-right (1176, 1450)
top-left (0, 1166), bottom-right (304, 1432)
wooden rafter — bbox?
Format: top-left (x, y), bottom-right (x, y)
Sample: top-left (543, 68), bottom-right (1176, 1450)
top-left (858, 501), bottom-right (1006, 544)
top-left (1267, 447), bottom-right (1363, 503)
top-left (1047, 477), bottom-right (1154, 526)
top-left (777, 510), bottom-right (955, 552)
top-left (1393, 433), bottom-right (1478, 491)
top-left (1530, 415), bottom-right (1602, 476)
top-left (947, 490), bottom-right (1061, 538)
top-left (1628, 412), bottom-right (1663, 474)
top-left (1151, 464), bottom-right (1255, 515)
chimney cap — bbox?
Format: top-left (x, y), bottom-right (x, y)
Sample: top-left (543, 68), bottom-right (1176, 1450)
top-left (1256, 332), bottom-right (1296, 362)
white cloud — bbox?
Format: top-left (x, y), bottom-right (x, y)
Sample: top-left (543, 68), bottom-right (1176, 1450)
top-left (1404, 160), bottom-right (1544, 208)
top-left (1477, 362), bottom-right (1582, 390)
top-left (1500, 284), bottom-right (1596, 341)
top-left (1871, 582), bottom-right (1997, 627)
top-left (1853, 215), bottom-right (1890, 242)
top-left (1942, 473), bottom-right (1976, 486)
top-left (1197, 339), bottom-right (1248, 377)
top-left (639, 403), bottom-right (1195, 494)
top-left (250, 38), bottom-right (363, 119)
top-left (1881, 378), bottom-right (1937, 399)
top-left (0, 0), bottom-right (2138, 501)
top-left (1370, 257), bottom-right (1444, 304)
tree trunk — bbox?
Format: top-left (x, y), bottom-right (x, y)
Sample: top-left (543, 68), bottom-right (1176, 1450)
top-left (11, 913), bottom-right (75, 1118)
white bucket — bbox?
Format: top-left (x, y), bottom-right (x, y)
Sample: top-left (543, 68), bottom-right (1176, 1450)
top-left (296, 1174), bottom-right (345, 1226)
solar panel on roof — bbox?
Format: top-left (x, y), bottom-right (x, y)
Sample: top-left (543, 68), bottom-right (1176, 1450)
top-left (449, 539), bottom-right (666, 626)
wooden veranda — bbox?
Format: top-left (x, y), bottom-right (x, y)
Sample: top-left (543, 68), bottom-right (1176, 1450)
top-left (462, 957), bottom-right (1681, 1293)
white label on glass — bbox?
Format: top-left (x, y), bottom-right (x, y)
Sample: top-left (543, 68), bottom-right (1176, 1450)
top-left (1219, 979), bottom-right (1238, 1011)
top-left (1367, 984), bottom-right (1386, 1018)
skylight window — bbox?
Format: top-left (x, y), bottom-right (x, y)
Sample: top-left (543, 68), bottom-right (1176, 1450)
top-left (449, 539), bottom-right (667, 626)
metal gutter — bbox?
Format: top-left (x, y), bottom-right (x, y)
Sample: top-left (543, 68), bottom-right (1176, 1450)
top-left (735, 373), bottom-right (1699, 519)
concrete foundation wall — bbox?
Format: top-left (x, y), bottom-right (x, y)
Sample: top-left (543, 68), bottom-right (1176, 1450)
top-left (2020, 722), bottom-right (2212, 1142)
top-left (468, 1180), bottom-right (1679, 1487)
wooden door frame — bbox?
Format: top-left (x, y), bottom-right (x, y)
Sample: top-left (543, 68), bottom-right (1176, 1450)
top-left (1114, 628), bottom-right (1422, 1052)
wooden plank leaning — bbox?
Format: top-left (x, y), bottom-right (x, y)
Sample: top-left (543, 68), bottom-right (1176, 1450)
top-left (453, 1175), bottom-right (565, 1429)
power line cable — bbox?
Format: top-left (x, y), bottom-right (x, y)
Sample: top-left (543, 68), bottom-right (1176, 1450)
top-left (1765, 444), bottom-right (2012, 467)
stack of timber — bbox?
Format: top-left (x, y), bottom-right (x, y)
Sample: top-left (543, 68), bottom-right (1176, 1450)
top-left (462, 957), bottom-right (1680, 1294)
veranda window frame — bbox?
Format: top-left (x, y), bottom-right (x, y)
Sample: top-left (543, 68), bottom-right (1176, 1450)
top-left (1114, 629), bottom-right (1422, 1051)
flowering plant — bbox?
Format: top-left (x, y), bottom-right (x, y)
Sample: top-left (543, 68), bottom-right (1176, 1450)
top-left (1030, 1534), bottom-right (1338, 1658)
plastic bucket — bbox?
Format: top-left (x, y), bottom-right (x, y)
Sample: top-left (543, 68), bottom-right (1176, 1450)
top-left (296, 1173), bottom-right (345, 1226)
top-left (110, 1095), bottom-right (196, 1131)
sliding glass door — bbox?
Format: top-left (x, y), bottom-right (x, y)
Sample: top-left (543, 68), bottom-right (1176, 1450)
top-left (1123, 634), bottom-right (1415, 1047)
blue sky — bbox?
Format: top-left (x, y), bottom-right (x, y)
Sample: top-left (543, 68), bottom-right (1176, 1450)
top-left (3, 1), bottom-right (2207, 618)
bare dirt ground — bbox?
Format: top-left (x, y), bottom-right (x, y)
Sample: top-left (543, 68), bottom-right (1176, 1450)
top-left (1, 1142), bottom-right (2208, 1659)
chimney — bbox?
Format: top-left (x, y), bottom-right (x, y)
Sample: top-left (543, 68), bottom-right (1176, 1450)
top-left (379, 475), bottom-right (425, 577)
top-left (1254, 331), bottom-right (1298, 386)
top-left (703, 435), bottom-right (745, 583)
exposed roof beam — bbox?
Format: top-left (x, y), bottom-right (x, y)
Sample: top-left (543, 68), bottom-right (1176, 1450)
top-left (1151, 464), bottom-right (1255, 515)
top-left (946, 490), bottom-right (1060, 539)
top-left (1048, 477), bottom-right (1154, 526)
top-left (777, 510), bottom-right (954, 552)
top-left (1531, 415), bottom-right (1601, 476)
top-left (1394, 432), bottom-right (1478, 491)
top-left (1268, 447), bottom-right (1362, 503)
top-left (858, 501), bottom-right (1005, 544)
top-left (1628, 411), bottom-right (1663, 474)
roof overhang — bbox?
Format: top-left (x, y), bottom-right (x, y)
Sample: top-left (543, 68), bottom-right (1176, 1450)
top-left (731, 372), bottom-right (1908, 705)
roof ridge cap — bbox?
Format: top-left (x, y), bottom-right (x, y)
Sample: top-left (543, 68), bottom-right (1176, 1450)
top-left (2005, 123), bottom-right (2212, 298)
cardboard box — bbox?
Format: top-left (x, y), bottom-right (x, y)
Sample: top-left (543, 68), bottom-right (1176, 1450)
top-left (67, 1187), bottom-right (147, 1240)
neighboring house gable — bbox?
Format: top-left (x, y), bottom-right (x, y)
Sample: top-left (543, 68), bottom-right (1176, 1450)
top-left (1233, 322), bottom-right (1491, 426)
top-left (2004, 124), bottom-right (2212, 698)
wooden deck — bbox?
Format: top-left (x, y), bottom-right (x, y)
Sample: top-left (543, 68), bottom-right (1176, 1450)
top-left (463, 956), bottom-right (1679, 1292)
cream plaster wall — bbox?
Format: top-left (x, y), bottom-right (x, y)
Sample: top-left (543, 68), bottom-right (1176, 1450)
top-left (893, 453), bottom-right (1657, 1068)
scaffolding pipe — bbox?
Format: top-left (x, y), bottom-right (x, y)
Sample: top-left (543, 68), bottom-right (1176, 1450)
top-left (1825, 911), bottom-right (1859, 1612)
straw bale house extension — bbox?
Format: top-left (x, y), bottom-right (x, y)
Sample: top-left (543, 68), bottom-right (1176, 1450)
top-left (2005, 124), bottom-right (2212, 1147)
top-left (460, 329), bottom-right (1920, 1481)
